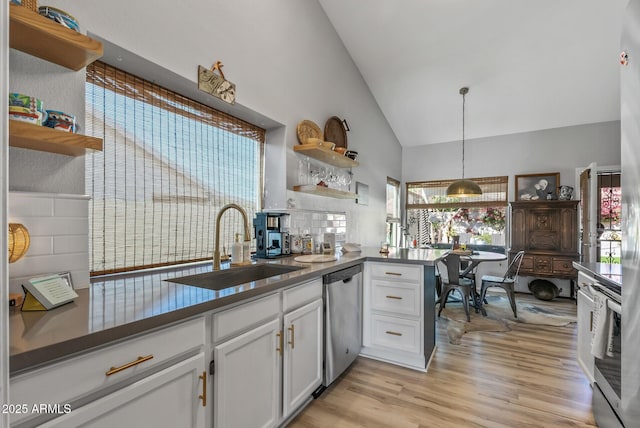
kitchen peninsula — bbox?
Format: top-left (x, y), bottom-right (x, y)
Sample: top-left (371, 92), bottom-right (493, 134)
top-left (9, 247), bottom-right (446, 427)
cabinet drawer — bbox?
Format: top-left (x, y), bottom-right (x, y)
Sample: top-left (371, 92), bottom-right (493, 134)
top-left (368, 262), bottom-right (422, 282)
top-left (371, 280), bottom-right (421, 317)
top-left (282, 278), bottom-right (322, 312)
top-left (552, 258), bottom-right (576, 275)
top-left (369, 314), bottom-right (421, 354)
top-left (577, 271), bottom-right (597, 289)
top-left (212, 293), bottom-right (280, 343)
top-left (519, 254), bottom-right (534, 272)
top-left (10, 317), bottom-right (205, 426)
top-left (533, 256), bottom-right (553, 274)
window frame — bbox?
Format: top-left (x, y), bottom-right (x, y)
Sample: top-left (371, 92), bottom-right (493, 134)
top-left (85, 61), bottom-right (266, 275)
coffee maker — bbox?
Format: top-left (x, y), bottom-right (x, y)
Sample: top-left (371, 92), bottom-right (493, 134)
top-left (253, 212), bottom-right (290, 258)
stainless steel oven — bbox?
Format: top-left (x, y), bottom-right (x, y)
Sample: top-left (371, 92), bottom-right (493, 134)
top-left (591, 283), bottom-right (623, 427)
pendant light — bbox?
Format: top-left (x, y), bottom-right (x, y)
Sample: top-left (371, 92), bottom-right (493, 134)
top-left (446, 87), bottom-right (482, 197)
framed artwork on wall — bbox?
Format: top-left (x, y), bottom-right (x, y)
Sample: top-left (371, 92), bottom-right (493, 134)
top-left (515, 172), bottom-right (560, 201)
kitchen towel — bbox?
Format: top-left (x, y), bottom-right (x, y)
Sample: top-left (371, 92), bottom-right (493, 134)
top-left (590, 286), bottom-right (614, 359)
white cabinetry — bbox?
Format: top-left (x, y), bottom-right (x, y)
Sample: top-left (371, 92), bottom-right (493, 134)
top-left (282, 299), bottom-right (323, 418)
top-left (361, 262), bottom-right (426, 371)
top-left (576, 271), bottom-right (595, 383)
top-left (214, 318), bottom-right (281, 428)
top-left (10, 317), bottom-right (206, 428)
top-left (212, 279), bottom-right (323, 428)
top-left (38, 354), bottom-right (206, 428)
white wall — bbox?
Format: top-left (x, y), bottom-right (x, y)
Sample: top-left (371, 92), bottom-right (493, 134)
top-left (9, 0), bottom-right (403, 248)
top-left (403, 120), bottom-right (621, 194)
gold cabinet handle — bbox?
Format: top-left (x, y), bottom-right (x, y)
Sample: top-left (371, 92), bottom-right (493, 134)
top-left (198, 371), bottom-right (207, 407)
top-left (276, 331), bottom-right (283, 356)
top-left (105, 355), bottom-right (154, 376)
top-left (385, 331), bottom-right (402, 336)
top-left (385, 272), bottom-right (402, 276)
top-left (386, 295), bottom-right (402, 300)
top-left (288, 324), bottom-right (295, 349)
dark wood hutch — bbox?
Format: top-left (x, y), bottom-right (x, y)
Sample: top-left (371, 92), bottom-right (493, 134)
top-left (509, 200), bottom-right (580, 296)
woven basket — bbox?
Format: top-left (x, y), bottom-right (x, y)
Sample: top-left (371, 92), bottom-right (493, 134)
top-left (22, 0), bottom-right (37, 12)
top-left (296, 120), bottom-right (322, 145)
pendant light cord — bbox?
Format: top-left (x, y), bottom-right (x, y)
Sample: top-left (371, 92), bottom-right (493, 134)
top-left (460, 86), bottom-right (468, 179)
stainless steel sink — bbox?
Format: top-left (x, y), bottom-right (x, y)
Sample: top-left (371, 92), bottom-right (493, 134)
top-left (165, 264), bottom-right (305, 291)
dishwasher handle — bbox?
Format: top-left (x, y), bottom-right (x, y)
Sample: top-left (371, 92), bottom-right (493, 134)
top-left (323, 264), bottom-right (363, 284)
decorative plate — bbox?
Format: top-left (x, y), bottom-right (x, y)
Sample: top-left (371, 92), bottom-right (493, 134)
top-left (324, 116), bottom-right (347, 149)
top-left (296, 120), bottom-right (322, 144)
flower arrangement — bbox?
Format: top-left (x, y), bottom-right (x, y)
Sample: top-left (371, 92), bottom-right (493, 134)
top-left (483, 208), bottom-right (506, 231)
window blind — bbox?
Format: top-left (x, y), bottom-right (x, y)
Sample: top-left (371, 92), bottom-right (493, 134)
top-left (86, 61), bottom-right (265, 275)
top-left (406, 176), bottom-right (508, 210)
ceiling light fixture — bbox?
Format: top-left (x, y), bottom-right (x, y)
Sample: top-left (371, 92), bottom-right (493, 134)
top-left (446, 87), bottom-right (483, 197)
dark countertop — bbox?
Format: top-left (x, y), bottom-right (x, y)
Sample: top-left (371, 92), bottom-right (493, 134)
top-left (10, 247), bottom-right (447, 374)
top-left (573, 261), bottom-right (622, 289)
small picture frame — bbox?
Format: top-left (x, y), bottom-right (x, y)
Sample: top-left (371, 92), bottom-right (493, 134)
top-left (515, 172), bottom-right (560, 201)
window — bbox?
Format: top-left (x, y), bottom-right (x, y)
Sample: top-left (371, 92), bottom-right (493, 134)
top-left (86, 62), bottom-right (265, 275)
top-left (386, 177), bottom-right (401, 247)
top-left (405, 176), bottom-right (508, 247)
top-left (597, 173), bottom-right (621, 263)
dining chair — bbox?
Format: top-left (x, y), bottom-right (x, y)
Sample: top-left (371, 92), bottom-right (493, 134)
top-left (437, 253), bottom-right (475, 322)
top-left (478, 250), bottom-right (525, 318)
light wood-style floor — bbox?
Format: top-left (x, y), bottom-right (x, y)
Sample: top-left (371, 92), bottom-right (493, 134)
top-left (289, 293), bottom-right (595, 428)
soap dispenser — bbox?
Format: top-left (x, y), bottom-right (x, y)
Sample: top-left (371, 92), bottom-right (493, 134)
top-left (232, 233), bottom-right (242, 265)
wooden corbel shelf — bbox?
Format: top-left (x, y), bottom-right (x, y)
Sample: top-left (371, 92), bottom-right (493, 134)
top-left (9, 120), bottom-right (103, 156)
top-left (9, 4), bottom-right (103, 71)
top-left (293, 185), bottom-right (357, 199)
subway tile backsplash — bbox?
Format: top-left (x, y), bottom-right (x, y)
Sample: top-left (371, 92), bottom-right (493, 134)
top-left (279, 209), bottom-right (347, 246)
top-left (8, 192), bottom-right (90, 293)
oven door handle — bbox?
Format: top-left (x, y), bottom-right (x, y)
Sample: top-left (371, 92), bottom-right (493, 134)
top-left (607, 299), bottom-right (621, 315)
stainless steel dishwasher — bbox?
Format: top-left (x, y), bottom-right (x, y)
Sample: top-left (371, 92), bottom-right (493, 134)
top-left (323, 264), bottom-right (363, 386)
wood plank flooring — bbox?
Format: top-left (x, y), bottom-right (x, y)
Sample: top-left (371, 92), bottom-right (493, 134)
top-left (289, 293), bottom-right (595, 428)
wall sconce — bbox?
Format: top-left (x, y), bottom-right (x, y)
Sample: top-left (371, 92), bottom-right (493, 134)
top-left (8, 223), bottom-right (30, 263)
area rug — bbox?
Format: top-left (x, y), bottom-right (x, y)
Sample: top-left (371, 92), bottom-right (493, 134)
top-left (438, 294), bottom-right (576, 344)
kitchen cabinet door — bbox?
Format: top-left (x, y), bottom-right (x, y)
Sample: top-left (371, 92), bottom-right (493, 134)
top-left (282, 298), bottom-right (323, 419)
top-left (577, 288), bottom-right (595, 383)
top-left (214, 318), bottom-right (281, 428)
top-left (38, 353), bottom-right (206, 428)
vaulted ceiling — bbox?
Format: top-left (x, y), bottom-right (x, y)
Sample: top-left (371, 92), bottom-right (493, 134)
top-left (319, 0), bottom-right (627, 147)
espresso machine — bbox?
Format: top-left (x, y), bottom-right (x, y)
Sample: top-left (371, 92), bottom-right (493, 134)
top-left (253, 212), bottom-right (290, 258)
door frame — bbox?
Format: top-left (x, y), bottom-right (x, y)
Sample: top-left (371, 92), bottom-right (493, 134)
top-left (575, 164), bottom-right (621, 263)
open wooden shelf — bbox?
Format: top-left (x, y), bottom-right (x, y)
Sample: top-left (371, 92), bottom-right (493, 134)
top-left (293, 185), bottom-right (357, 199)
top-left (294, 144), bottom-right (359, 168)
top-left (9, 120), bottom-right (103, 156)
top-left (9, 4), bottom-right (103, 71)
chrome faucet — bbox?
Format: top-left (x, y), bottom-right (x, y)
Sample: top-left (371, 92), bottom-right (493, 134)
top-left (213, 203), bottom-right (251, 270)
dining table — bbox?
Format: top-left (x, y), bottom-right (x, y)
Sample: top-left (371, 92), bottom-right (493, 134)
top-left (451, 250), bottom-right (508, 316)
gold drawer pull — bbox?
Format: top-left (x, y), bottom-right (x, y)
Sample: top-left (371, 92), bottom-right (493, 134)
top-left (385, 272), bottom-right (402, 276)
top-left (386, 295), bottom-right (403, 300)
top-left (288, 324), bottom-right (295, 349)
top-left (199, 371), bottom-right (207, 407)
top-left (276, 331), bottom-right (283, 356)
top-left (106, 355), bottom-right (154, 376)
top-left (385, 331), bottom-right (402, 336)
